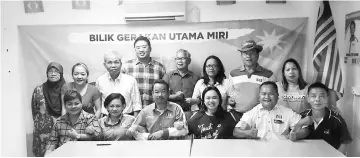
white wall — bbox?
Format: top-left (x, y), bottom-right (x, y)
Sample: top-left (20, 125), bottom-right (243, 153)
top-left (1, 0), bottom-right (358, 156)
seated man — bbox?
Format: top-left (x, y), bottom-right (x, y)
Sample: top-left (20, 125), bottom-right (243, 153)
top-left (298, 82), bottom-right (352, 154)
top-left (127, 79), bottom-right (188, 140)
top-left (233, 81), bottom-right (308, 141)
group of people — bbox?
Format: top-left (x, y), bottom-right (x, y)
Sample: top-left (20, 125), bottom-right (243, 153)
top-left (31, 36), bottom-right (352, 157)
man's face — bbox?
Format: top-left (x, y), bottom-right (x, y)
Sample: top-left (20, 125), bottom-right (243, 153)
top-left (259, 84), bottom-right (278, 110)
top-left (241, 49), bottom-right (259, 67)
top-left (152, 83), bottom-right (169, 105)
top-left (175, 52), bottom-right (190, 70)
top-left (134, 40), bottom-right (151, 60)
top-left (103, 55), bottom-right (121, 74)
top-left (307, 88), bottom-right (328, 110)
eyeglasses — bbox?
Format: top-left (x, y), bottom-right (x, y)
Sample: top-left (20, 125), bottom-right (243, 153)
top-left (47, 70), bottom-right (60, 74)
top-left (175, 57), bottom-right (188, 61)
top-left (206, 64), bottom-right (218, 69)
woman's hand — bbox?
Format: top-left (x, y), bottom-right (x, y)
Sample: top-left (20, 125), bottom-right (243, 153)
top-left (67, 129), bottom-right (79, 140)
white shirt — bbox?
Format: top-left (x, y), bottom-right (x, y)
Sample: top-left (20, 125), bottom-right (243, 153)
top-left (236, 103), bottom-right (301, 140)
top-left (96, 72), bottom-right (142, 115)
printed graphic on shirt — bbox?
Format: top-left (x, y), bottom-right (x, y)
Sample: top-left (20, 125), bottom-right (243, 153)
top-left (282, 94), bottom-right (306, 102)
top-left (198, 123), bottom-right (221, 139)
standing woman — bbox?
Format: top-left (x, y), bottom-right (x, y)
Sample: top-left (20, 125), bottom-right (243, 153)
top-left (190, 55), bottom-right (232, 111)
top-left (61, 62), bottom-right (101, 118)
top-left (188, 87), bottom-right (237, 139)
top-left (98, 93), bottom-right (135, 141)
top-left (276, 58), bottom-right (310, 114)
top-left (31, 62), bottom-right (65, 157)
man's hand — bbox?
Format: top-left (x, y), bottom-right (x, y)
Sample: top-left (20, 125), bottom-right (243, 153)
top-left (289, 131), bottom-right (297, 141)
top-left (228, 97), bottom-right (236, 107)
top-left (67, 128), bottom-right (79, 139)
top-left (174, 91), bottom-right (185, 101)
top-left (248, 125), bottom-right (259, 139)
top-left (148, 130), bottom-right (163, 140)
top-left (185, 98), bottom-right (192, 104)
top-left (239, 121), bottom-right (249, 130)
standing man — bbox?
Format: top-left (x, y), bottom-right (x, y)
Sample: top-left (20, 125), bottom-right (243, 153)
top-left (122, 36), bottom-right (166, 107)
top-left (96, 50), bottom-right (142, 117)
top-left (163, 49), bottom-right (200, 120)
top-left (128, 79), bottom-right (188, 140)
top-left (228, 40), bottom-right (274, 121)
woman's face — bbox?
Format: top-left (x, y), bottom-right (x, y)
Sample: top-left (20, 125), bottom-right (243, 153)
top-left (205, 58), bottom-right (219, 78)
top-left (107, 99), bottom-right (125, 117)
top-left (284, 62), bottom-right (299, 84)
top-left (204, 90), bottom-right (220, 112)
top-left (72, 65), bottom-right (88, 85)
top-left (65, 98), bottom-right (82, 115)
top-left (350, 23), bottom-right (356, 35)
top-left (47, 67), bottom-right (61, 82)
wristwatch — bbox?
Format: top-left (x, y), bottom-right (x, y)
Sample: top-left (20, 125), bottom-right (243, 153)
top-left (76, 134), bottom-right (80, 139)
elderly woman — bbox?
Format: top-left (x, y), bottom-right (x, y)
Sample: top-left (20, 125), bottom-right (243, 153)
top-left (189, 55), bottom-right (233, 111)
top-left (188, 86), bottom-right (237, 139)
top-left (61, 62), bottom-right (101, 118)
top-left (45, 90), bottom-right (101, 156)
top-left (97, 93), bottom-right (135, 141)
top-left (31, 62), bottom-right (65, 157)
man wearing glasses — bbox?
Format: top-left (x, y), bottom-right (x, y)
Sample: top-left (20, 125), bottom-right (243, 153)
top-left (228, 40), bottom-right (274, 121)
top-left (163, 49), bottom-right (200, 120)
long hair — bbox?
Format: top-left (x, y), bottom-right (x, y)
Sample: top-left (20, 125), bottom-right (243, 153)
top-left (281, 58), bottom-right (307, 91)
top-left (202, 55), bottom-right (226, 85)
top-left (201, 86), bottom-right (225, 118)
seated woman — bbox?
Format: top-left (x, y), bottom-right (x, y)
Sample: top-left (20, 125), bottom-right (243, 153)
top-left (61, 62), bottom-right (101, 118)
top-left (45, 90), bottom-right (101, 155)
top-left (98, 93), bottom-right (135, 141)
top-left (188, 86), bottom-right (237, 139)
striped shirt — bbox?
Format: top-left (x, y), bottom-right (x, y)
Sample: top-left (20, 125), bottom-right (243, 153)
top-left (122, 58), bottom-right (166, 107)
top-left (229, 64), bottom-right (274, 112)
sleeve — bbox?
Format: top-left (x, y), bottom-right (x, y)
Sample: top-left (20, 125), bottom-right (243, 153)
top-left (162, 73), bottom-right (170, 84)
top-left (31, 87), bottom-right (39, 120)
top-left (236, 109), bottom-right (254, 128)
top-left (338, 115), bottom-right (353, 144)
top-left (167, 106), bottom-right (189, 137)
top-left (131, 79), bottom-right (143, 111)
top-left (46, 123), bottom-right (60, 152)
top-left (289, 111), bottom-right (302, 129)
top-left (160, 65), bottom-right (166, 79)
top-left (192, 80), bottom-right (202, 99)
top-left (187, 116), bottom-right (196, 135)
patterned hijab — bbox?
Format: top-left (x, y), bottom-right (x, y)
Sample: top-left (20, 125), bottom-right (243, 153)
top-left (42, 62), bottom-right (66, 117)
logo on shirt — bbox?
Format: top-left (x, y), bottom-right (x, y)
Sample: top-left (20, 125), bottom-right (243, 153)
top-left (275, 115), bottom-right (282, 119)
top-left (324, 129), bottom-right (330, 135)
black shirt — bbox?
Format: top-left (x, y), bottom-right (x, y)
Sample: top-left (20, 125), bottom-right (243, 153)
top-left (300, 108), bottom-right (352, 149)
top-left (188, 111), bottom-right (237, 139)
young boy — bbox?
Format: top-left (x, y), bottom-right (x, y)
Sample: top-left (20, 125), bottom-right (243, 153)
top-left (299, 82), bottom-right (352, 154)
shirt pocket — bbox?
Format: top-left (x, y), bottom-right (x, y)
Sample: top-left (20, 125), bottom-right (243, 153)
top-left (272, 119), bottom-right (289, 135)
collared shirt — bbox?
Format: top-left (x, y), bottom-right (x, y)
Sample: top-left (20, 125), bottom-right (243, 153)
top-left (192, 79), bottom-right (233, 111)
top-left (96, 72), bottom-right (142, 115)
top-left (300, 108), bottom-right (352, 149)
top-left (122, 58), bottom-right (166, 107)
top-left (163, 70), bottom-right (200, 111)
top-left (130, 101), bottom-right (188, 139)
top-left (46, 110), bottom-right (101, 152)
top-left (276, 82), bottom-right (310, 114)
top-left (98, 114), bottom-right (135, 141)
top-left (236, 104), bottom-right (301, 140)
top-left (229, 64), bottom-right (274, 112)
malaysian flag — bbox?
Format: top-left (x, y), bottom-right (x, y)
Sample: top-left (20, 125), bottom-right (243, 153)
top-left (313, 1), bottom-right (344, 99)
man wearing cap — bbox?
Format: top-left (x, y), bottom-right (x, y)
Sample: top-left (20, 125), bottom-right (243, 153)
top-left (228, 40), bottom-right (274, 121)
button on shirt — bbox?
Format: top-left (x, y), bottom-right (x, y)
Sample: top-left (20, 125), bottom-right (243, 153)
top-left (131, 101), bottom-right (188, 138)
top-left (96, 72), bottom-right (142, 115)
top-left (163, 70), bottom-right (200, 111)
top-left (122, 58), bottom-right (166, 107)
top-left (237, 104), bottom-right (301, 140)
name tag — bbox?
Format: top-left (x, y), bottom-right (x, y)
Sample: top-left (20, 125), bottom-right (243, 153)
top-left (274, 119), bottom-right (284, 124)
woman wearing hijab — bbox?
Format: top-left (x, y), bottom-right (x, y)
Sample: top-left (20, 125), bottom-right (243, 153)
top-left (31, 62), bottom-right (65, 157)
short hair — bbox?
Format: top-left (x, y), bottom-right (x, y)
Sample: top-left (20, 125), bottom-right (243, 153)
top-left (104, 50), bottom-right (122, 62)
top-left (281, 58), bottom-right (307, 91)
top-left (104, 93), bottom-right (126, 109)
top-left (176, 49), bottom-right (191, 59)
top-left (202, 55), bottom-right (226, 85)
top-left (201, 86), bottom-right (225, 118)
top-left (134, 36), bottom-right (152, 50)
top-left (63, 90), bottom-right (82, 104)
top-left (152, 79), bottom-right (169, 92)
top-left (259, 81), bottom-right (278, 94)
top-left (307, 82), bottom-right (329, 95)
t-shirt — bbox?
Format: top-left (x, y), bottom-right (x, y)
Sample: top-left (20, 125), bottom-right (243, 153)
top-left (61, 82), bottom-right (101, 114)
top-left (276, 82), bottom-right (310, 114)
top-left (188, 111), bottom-right (237, 139)
top-left (300, 108), bottom-right (352, 149)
